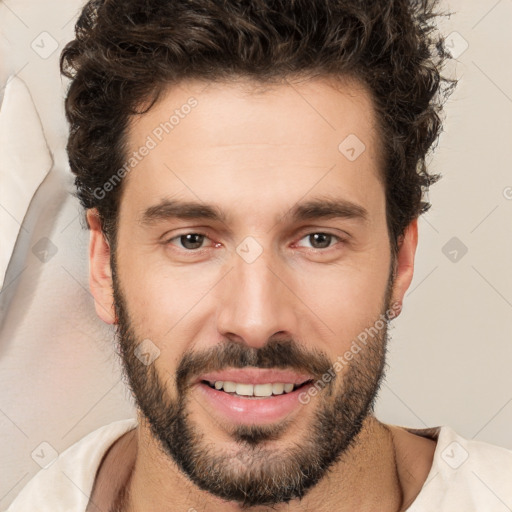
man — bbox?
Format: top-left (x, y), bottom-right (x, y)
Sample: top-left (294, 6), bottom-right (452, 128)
top-left (7, 0), bottom-right (512, 511)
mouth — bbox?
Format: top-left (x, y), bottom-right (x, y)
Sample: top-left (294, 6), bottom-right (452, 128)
top-left (201, 379), bottom-right (314, 399)
top-left (194, 369), bottom-right (317, 424)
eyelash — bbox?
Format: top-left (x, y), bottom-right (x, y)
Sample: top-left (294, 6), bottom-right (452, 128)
top-left (164, 231), bottom-right (345, 253)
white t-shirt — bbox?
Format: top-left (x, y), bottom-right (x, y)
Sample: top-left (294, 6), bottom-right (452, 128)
top-left (6, 419), bottom-right (512, 511)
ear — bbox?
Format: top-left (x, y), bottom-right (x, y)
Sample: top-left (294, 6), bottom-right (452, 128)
top-left (86, 209), bottom-right (117, 324)
top-left (389, 218), bottom-right (418, 318)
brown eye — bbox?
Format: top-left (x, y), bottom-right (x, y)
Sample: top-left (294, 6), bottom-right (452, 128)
top-left (308, 233), bottom-right (332, 249)
top-left (297, 232), bottom-right (339, 250)
top-left (167, 233), bottom-right (207, 250)
top-left (180, 233), bottom-right (205, 250)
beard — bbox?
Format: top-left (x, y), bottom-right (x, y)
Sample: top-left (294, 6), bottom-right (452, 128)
top-left (112, 260), bottom-right (394, 509)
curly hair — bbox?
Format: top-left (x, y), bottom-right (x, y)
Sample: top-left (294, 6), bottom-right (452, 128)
top-left (60, 0), bottom-right (456, 253)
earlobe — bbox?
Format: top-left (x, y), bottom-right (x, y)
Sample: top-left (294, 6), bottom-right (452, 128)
top-left (390, 218), bottom-right (418, 317)
top-left (87, 209), bottom-right (117, 325)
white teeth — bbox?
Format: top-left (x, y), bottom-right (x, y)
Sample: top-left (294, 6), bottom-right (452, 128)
top-left (223, 381), bottom-right (237, 393)
top-left (254, 384), bottom-right (273, 397)
top-left (272, 383), bottom-right (284, 395)
top-left (236, 383), bottom-right (253, 396)
top-left (209, 380), bottom-right (301, 397)
top-left (283, 383), bottom-right (294, 393)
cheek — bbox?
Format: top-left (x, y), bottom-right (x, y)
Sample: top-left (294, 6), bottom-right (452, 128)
top-left (116, 247), bottom-right (219, 340)
top-left (292, 253), bottom-right (390, 347)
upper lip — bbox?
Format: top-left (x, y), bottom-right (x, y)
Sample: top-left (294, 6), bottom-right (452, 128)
top-left (197, 368), bottom-right (314, 386)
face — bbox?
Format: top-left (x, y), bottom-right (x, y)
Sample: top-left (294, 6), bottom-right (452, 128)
top-left (88, 77), bottom-right (417, 508)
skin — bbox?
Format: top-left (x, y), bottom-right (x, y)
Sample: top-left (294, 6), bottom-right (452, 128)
top-left (85, 77), bottom-right (436, 512)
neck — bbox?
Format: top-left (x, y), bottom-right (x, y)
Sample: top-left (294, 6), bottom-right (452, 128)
top-left (119, 414), bottom-right (405, 512)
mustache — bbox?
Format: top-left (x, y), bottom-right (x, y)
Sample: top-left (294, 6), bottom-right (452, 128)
top-left (175, 337), bottom-right (334, 392)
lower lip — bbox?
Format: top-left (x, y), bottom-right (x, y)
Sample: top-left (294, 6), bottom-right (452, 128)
top-left (195, 382), bottom-right (314, 425)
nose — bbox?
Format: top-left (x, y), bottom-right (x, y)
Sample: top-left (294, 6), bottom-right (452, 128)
top-left (215, 248), bottom-right (299, 349)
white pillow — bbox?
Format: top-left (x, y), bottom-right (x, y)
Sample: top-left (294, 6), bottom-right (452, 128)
top-left (0, 75), bottom-right (52, 290)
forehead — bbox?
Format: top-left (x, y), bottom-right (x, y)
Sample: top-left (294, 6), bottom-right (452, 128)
top-left (120, 76), bottom-right (384, 224)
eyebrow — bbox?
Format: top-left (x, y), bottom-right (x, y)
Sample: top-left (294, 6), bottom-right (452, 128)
top-left (138, 197), bottom-right (368, 227)
top-left (139, 200), bottom-right (227, 225)
top-left (284, 197), bottom-right (368, 224)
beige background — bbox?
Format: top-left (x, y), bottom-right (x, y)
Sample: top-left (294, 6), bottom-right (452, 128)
top-left (0, 0), bottom-right (511, 509)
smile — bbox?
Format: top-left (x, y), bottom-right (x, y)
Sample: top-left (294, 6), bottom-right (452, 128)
top-left (203, 380), bottom-right (313, 398)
